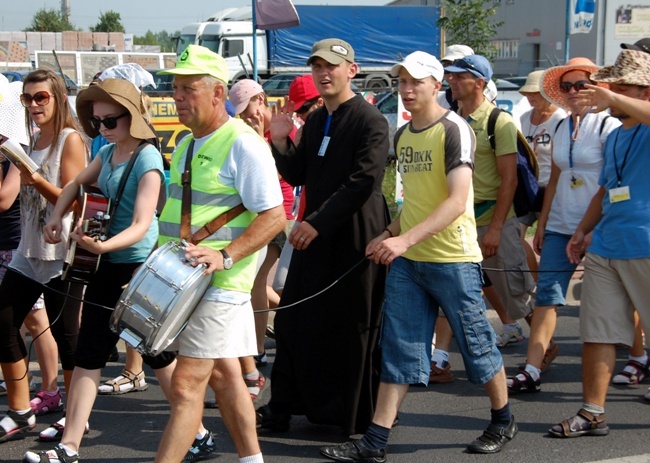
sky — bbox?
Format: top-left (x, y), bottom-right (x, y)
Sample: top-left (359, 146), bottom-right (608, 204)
top-left (3, 0), bottom-right (390, 36)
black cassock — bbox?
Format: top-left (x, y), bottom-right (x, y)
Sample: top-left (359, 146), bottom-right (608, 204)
top-left (271, 94), bottom-right (390, 434)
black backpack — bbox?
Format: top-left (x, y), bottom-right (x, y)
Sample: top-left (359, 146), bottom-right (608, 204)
top-left (487, 107), bottom-right (540, 217)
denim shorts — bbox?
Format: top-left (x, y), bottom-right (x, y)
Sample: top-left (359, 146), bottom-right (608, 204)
top-left (379, 257), bottom-right (503, 386)
top-left (535, 231), bottom-right (579, 307)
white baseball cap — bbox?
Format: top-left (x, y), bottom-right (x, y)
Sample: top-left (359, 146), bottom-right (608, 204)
top-left (441, 44), bottom-right (475, 62)
top-left (390, 51), bottom-right (444, 82)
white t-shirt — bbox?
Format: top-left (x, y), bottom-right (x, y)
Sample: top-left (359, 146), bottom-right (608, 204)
top-left (177, 120), bottom-right (283, 303)
top-left (546, 112), bottom-right (621, 235)
top-left (520, 108), bottom-right (567, 186)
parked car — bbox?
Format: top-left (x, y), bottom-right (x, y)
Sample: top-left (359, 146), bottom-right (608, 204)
top-left (2, 70), bottom-right (79, 95)
top-left (261, 73), bottom-right (303, 97)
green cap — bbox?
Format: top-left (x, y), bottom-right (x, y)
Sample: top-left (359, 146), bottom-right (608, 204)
top-left (158, 44), bottom-right (229, 83)
top-left (307, 38), bottom-right (355, 65)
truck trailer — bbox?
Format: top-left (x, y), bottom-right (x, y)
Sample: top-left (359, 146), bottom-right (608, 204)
top-left (176, 5), bottom-right (441, 89)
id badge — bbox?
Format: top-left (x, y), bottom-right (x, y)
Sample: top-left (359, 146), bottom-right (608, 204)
top-left (318, 136), bottom-right (330, 157)
top-left (570, 176), bottom-right (584, 189)
top-left (609, 186), bottom-right (631, 203)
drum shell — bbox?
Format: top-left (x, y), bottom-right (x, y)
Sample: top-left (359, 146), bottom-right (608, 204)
top-left (111, 241), bottom-right (211, 356)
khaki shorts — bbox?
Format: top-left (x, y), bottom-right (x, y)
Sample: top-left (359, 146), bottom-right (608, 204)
top-left (170, 299), bottom-right (257, 359)
top-left (478, 217), bottom-right (535, 320)
top-left (580, 253), bottom-right (650, 346)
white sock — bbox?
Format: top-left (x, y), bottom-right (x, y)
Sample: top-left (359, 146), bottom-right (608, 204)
top-left (240, 453), bottom-right (264, 463)
top-left (524, 364), bottom-right (541, 381)
top-left (195, 429), bottom-right (207, 440)
top-left (582, 402), bottom-right (605, 416)
top-left (432, 349), bottom-right (449, 367)
top-left (244, 370), bottom-right (261, 396)
top-left (503, 322), bottom-right (519, 332)
top-left (629, 352), bottom-right (649, 366)
top-left (1, 408), bottom-right (35, 432)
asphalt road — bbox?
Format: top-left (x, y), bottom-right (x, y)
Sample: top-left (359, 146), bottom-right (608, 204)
top-left (2, 304), bottom-right (650, 463)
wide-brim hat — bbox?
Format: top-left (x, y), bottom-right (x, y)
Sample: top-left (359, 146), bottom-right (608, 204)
top-left (76, 78), bottom-right (155, 139)
top-left (591, 49), bottom-right (650, 87)
top-left (0, 76), bottom-right (29, 146)
top-left (540, 57), bottom-right (606, 110)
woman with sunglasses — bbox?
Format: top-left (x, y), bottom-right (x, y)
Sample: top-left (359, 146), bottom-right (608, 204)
top-left (22, 77), bottom-right (180, 463)
top-left (507, 58), bottom-right (620, 394)
top-left (0, 70), bottom-right (86, 444)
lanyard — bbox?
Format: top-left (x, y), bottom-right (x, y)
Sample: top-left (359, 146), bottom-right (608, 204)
top-left (568, 116), bottom-right (581, 170)
top-left (612, 124), bottom-right (641, 187)
top-left (324, 114), bottom-right (332, 137)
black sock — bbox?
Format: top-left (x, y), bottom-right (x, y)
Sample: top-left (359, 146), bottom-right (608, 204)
top-left (359, 422), bottom-right (390, 451)
top-left (490, 403), bottom-right (512, 427)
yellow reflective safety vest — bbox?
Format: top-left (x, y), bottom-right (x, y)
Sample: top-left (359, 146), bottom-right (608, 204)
top-left (158, 119), bottom-right (259, 293)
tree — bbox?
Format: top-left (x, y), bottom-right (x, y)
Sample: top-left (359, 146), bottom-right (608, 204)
top-left (90, 11), bottom-right (125, 33)
top-left (437, 0), bottom-right (504, 60)
top-left (134, 30), bottom-right (180, 53)
top-left (24, 8), bottom-right (75, 32)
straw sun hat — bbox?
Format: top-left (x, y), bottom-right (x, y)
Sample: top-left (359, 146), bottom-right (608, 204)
top-left (540, 57), bottom-right (607, 110)
top-left (76, 78), bottom-right (155, 139)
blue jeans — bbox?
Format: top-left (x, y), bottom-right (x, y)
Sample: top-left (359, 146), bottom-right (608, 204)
top-left (379, 257), bottom-right (503, 385)
top-left (535, 230), bottom-right (579, 307)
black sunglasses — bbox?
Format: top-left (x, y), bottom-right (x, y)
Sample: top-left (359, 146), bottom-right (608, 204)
top-left (90, 112), bottom-right (129, 131)
top-left (296, 100), bottom-right (316, 115)
top-left (20, 91), bottom-right (52, 108)
top-left (450, 58), bottom-right (484, 77)
top-left (559, 80), bottom-right (590, 93)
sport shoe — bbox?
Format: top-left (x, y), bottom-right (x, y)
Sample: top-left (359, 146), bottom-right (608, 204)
top-left (30, 389), bottom-right (64, 416)
top-left (0, 377), bottom-right (36, 396)
top-left (429, 361), bottom-right (454, 384)
top-left (182, 430), bottom-right (217, 462)
top-left (254, 351), bottom-right (268, 367)
top-left (245, 372), bottom-right (267, 400)
top-left (320, 440), bottom-right (387, 463)
top-left (24, 443), bottom-right (79, 463)
top-left (495, 326), bottom-right (525, 347)
top-left (467, 416), bottom-right (518, 453)
top-left (98, 369), bottom-right (148, 395)
top-left (644, 387), bottom-right (650, 402)
top-left (0, 409), bottom-right (36, 443)
top-left (612, 358), bottom-right (649, 385)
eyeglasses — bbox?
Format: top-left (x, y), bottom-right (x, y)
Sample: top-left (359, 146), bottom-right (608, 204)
top-left (89, 112), bottom-right (129, 131)
top-left (450, 59), bottom-right (484, 78)
top-left (295, 100), bottom-right (316, 115)
top-left (559, 80), bottom-right (590, 93)
top-left (20, 91), bottom-right (52, 108)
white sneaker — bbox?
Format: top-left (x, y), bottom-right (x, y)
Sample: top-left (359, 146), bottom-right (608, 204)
top-left (645, 387), bottom-right (650, 402)
top-left (496, 325), bottom-right (525, 347)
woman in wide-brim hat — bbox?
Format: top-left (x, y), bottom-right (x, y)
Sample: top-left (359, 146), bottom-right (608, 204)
top-left (507, 59), bottom-right (621, 395)
top-left (23, 77), bottom-right (173, 463)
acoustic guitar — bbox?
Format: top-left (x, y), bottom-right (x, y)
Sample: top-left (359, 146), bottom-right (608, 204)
top-left (62, 185), bottom-right (111, 284)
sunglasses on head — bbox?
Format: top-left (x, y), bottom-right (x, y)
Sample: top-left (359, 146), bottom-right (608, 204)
top-left (450, 58), bottom-right (484, 77)
top-left (89, 112), bottom-right (129, 131)
top-left (20, 91), bottom-right (52, 108)
top-left (296, 100), bottom-right (316, 115)
top-left (559, 80), bottom-right (590, 93)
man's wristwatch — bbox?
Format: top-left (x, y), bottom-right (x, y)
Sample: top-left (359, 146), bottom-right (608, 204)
top-left (220, 249), bottom-right (233, 270)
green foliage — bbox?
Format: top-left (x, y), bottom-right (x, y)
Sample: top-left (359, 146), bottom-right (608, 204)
top-left (437, 0), bottom-right (504, 60)
top-left (134, 30), bottom-right (180, 52)
top-left (90, 11), bottom-right (125, 33)
top-left (24, 8), bottom-right (75, 32)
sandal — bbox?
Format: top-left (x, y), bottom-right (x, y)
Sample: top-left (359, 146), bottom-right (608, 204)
top-left (540, 341), bottom-right (560, 373)
top-left (0, 409), bottom-right (36, 443)
top-left (30, 389), bottom-right (64, 416)
top-left (429, 361), bottom-right (455, 384)
top-left (245, 372), bottom-right (267, 401)
top-left (39, 416), bottom-right (90, 442)
top-left (612, 358), bottom-right (649, 385)
top-left (0, 377), bottom-right (36, 396)
top-left (507, 370), bottom-right (541, 394)
top-left (23, 443), bottom-right (79, 463)
top-left (97, 369), bottom-right (148, 395)
top-left (548, 409), bottom-right (609, 438)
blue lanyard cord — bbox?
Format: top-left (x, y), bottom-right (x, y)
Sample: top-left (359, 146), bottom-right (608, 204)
top-left (324, 114), bottom-right (332, 137)
top-left (612, 124), bottom-right (641, 187)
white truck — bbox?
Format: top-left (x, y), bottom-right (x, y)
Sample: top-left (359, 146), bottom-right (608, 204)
top-left (176, 5), bottom-right (442, 89)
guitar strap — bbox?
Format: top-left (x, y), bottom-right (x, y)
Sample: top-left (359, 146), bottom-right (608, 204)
top-left (108, 140), bottom-right (148, 220)
top-left (180, 139), bottom-right (246, 245)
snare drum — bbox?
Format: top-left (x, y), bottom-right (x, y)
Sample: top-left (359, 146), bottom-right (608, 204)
top-left (110, 241), bottom-right (211, 356)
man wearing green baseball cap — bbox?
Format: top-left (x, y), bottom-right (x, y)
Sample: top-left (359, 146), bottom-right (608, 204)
top-left (154, 45), bottom-right (286, 463)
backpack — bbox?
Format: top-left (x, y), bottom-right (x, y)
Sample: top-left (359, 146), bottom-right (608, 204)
top-left (487, 107), bottom-right (540, 217)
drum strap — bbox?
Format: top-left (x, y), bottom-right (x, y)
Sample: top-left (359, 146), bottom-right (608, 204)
top-left (181, 140), bottom-right (247, 244)
top-left (180, 140), bottom-right (194, 241)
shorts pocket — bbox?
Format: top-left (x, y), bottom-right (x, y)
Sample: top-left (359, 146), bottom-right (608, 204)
top-left (459, 303), bottom-right (495, 357)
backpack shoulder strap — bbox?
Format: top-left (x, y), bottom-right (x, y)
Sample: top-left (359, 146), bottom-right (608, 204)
top-left (487, 106), bottom-right (501, 152)
top-left (555, 116), bottom-right (568, 135)
top-left (599, 115), bottom-right (611, 135)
